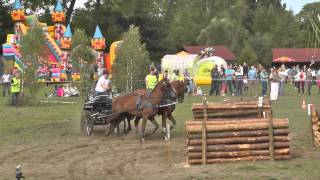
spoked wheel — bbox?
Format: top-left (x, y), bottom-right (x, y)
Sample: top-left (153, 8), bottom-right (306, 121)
top-left (81, 110), bottom-right (95, 136)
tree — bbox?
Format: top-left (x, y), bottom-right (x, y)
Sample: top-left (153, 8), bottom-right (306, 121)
top-left (112, 25), bottom-right (151, 92)
top-left (71, 29), bottom-right (95, 97)
top-left (238, 42), bottom-right (257, 65)
top-left (0, 0), bottom-right (13, 49)
top-left (23, 0), bottom-right (77, 25)
top-left (20, 26), bottom-right (46, 105)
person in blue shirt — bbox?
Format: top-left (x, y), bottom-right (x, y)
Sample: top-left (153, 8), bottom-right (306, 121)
top-left (248, 66), bottom-right (257, 97)
top-left (224, 65), bottom-right (235, 96)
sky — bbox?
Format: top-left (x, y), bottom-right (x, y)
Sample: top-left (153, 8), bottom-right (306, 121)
top-left (8, 0), bottom-right (320, 14)
top-left (282, 0), bottom-right (320, 14)
top-left (73, 0), bottom-right (320, 14)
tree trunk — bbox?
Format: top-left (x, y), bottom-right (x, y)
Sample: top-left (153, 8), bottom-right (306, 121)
top-left (188, 148), bottom-right (290, 159)
top-left (188, 155), bottom-right (290, 164)
top-left (188, 136), bottom-right (289, 146)
top-left (66, 0), bottom-right (77, 25)
top-left (187, 129), bottom-right (289, 139)
top-left (186, 121), bottom-right (288, 133)
top-left (187, 142), bottom-right (290, 152)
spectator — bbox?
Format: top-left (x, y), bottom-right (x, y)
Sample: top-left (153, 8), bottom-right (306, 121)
top-left (183, 69), bottom-right (193, 94)
top-left (243, 75), bottom-right (249, 93)
top-left (66, 65), bottom-right (72, 81)
top-left (10, 70), bottom-right (21, 106)
top-left (259, 68), bottom-right (269, 97)
top-left (57, 86), bottom-right (64, 97)
top-left (210, 66), bottom-right (220, 96)
top-left (278, 67), bottom-right (287, 96)
top-left (234, 67), bottom-right (243, 96)
top-left (306, 68), bottom-right (313, 95)
top-left (220, 66), bottom-right (227, 96)
top-left (243, 62), bottom-right (249, 76)
top-left (269, 68), bottom-right (280, 101)
top-left (298, 69), bottom-right (306, 95)
top-left (2, 70), bottom-right (11, 97)
top-left (225, 65), bottom-right (235, 96)
top-left (248, 66), bottom-right (257, 97)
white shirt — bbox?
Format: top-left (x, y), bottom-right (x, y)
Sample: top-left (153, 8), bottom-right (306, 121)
top-left (95, 76), bottom-right (111, 92)
top-left (1, 74), bottom-right (10, 83)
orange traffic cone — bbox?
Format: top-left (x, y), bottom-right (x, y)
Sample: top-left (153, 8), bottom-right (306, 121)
top-left (302, 99), bottom-right (306, 109)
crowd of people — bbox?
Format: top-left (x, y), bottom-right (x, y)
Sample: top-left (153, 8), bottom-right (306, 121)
top-left (208, 63), bottom-right (320, 100)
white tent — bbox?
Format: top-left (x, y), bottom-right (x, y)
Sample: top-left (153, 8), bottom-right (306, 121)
top-left (161, 52), bottom-right (197, 73)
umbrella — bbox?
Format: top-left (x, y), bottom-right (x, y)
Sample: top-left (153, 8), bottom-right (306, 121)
top-left (273, 56), bottom-right (295, 62)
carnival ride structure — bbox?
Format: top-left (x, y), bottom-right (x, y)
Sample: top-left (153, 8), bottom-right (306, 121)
top-left (2, 0), bottom-right (107, 82)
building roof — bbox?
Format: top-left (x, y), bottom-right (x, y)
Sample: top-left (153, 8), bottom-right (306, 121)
top-left (64, 24), bottom-right (72, 38)
top-left (93, 25), bottom-right (103, 39)
top-left (13, 0), bottom-right (22, 10)
top-left (55, 0), bottom-right (63, 12)
top-left (272, 48), bottom-right (320, 62)
top-left (183, 45), bottom-right (236, 61)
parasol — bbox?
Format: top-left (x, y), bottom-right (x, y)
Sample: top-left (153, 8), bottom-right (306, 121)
top-left (273, 56), bottom-right (295, 62)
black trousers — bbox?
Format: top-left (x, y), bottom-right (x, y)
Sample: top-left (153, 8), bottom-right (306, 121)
top-left (210, 80), bottom-right (220, 96)
top-left (11, 92), bottom-right (20, 106)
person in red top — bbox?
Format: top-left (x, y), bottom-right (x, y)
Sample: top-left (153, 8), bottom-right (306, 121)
top-left (298, 69), bottom-right (306, 95)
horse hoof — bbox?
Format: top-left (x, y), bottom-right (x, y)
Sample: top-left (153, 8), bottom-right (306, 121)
top-left (140, 138), bottom-right (145, 143)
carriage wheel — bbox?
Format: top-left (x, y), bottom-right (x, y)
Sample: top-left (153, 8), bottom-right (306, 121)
top-left (81, 110), bottom-right (94, 136)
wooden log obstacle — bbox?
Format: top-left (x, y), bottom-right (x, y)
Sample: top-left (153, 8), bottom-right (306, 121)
top-left (186, 98), bottom-right (290, 165)
top-left (310, 109), bottom-right (320, 147)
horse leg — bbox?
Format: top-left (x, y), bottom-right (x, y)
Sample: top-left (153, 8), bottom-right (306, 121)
top-left (146, 116), bottom-right (159, 137)
top-left (140, 117), bottom-right (148, 142)
top-left (105, 124), bottom-right (112, 137)
top-left (134, 116), bottom-right (141, 133)
top-left (124, 117), bottom-right (132, 134)
top-left (167, 112), bottom-right (176, 129)
top-left (122, 117), bottom-right (127, 134)
top-left (161, 111), bottom-right (167, 134)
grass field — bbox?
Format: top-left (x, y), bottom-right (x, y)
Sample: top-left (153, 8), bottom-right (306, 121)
top-left (0, 84), bottom-right (320, 179)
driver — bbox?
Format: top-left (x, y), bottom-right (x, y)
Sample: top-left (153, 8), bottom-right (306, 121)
top-left (95, 70), bottom-right (111, 96)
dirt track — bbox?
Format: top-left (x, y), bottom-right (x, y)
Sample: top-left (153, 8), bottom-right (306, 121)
top-left (0, 129), bottom-right (211, 180)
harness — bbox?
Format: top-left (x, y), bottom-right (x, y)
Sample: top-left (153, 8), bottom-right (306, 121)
top-left (135, 87), bottom-right (176, 113)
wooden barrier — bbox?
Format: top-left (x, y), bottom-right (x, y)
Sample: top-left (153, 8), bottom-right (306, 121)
top-left (186, 98), bottom-right (290, 165)
top-left (310, 110), bottom-right (320, 147)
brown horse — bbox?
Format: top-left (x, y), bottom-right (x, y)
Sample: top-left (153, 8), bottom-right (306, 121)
top-left (112, 79), bottom-right (176, 142)
top-left (124, 80), bottom-right (185, 136)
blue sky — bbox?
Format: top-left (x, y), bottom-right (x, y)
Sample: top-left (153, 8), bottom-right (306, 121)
top-left (282, 0), bottom-right (320, 14)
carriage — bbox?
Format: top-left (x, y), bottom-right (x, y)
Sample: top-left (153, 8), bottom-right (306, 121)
top-left (80, 91), bottom-right (117, 136)
top-left (80, 80), bottom-right (184, 140)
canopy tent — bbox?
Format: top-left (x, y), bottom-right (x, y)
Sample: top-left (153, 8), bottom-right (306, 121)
top-left (161, 53), bottom-right (197, 73)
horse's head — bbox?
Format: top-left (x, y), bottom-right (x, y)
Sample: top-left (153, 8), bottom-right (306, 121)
top-left (171, 80), bottom-right (185, 103)
top-left (155, 79), bottom-right (176, 100)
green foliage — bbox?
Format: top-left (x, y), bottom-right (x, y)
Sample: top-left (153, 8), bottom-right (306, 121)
top-left (0, 0), bottom-right (13, 46)
top-left (112, 25), bottom-right (151, 92)
top-left (20, 26), bottom-right (46, 105)
top-left (4, 0), bottom-right (318, 70)
top-left (238, 42), bottom-right (257, 65)
top-left (71, 29), bottom-right (95, 97)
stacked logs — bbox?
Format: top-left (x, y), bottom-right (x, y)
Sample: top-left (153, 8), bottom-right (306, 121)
top-left (192, 100), bottom-right (271, 119)
top-left (310, 110), bottom-right (320, 147)
top-left (186, 99), bottom-right (290, 165)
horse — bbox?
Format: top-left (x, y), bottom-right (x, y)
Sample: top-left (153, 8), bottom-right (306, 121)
top-left (123, 80), bottom-right (185, 137)
top-left (111, 79), bottom-right (176, 142)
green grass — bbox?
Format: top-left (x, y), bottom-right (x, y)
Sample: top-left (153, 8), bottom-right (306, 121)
top-left (0, 84), bottom-right (320, 179)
